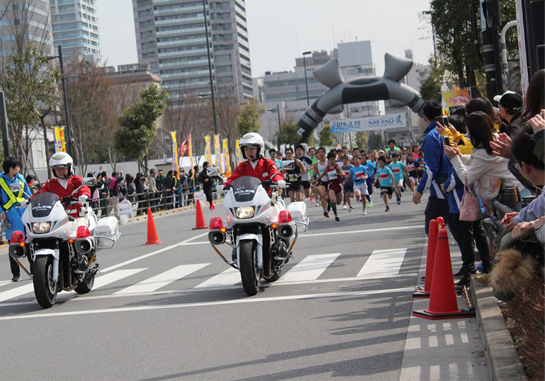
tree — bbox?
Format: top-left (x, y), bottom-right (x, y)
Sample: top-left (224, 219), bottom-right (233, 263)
top-left (420, 62), bottom-right (444, 102)
top-left (275, 121), bottom-right (300, 147)
top-left (238, 98), bottom-right (265, 136)
top-left (319, 125), bottom-right (333, 147)
top-left (355, 131), bottom-right (367, 150)
top-left (367, 133), bottom-right (383, 151)
top-left (114, 85), bottom-right (168, 173)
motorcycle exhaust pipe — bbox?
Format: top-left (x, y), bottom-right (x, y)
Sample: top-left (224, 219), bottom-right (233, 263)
top-left (9, 243), bottom-right (26, 259)
top-left (75, 237), bottom-right (94, 255)
top-left (277, 224), bottom-right (294, 240)
top-left (208, 231), bottom-right (226, 245)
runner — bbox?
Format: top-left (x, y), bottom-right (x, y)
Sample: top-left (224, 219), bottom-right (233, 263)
top-left (415, 151), bottom-right (425, 181)
top-left (325, 151), bottom-right (345, 221)
top-left (362, 153), bottom-right (376, 207)
top-left (344, 155), bottom-right (369, 214)
top-left (341, 156), bottom-right (354, 212)
top-left (385, 139), bottom-right (402, 159)
top-left (405, 152), bottom-right (418, 194)
top-left (310, 147), bottom-right (330, 217)
top-left (282, 147), bottom-right (307, 202)
top-left (307, 147), bottom-right (319, 205)
top-left (295, 144), bottom-right (313, 200)
top-left (388, 153), bottom-right (407, 205)
top-left (376, 156), bottom-right (395, 212)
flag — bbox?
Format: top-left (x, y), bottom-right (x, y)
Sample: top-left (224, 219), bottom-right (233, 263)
top-left (179, 140), bottom-right (188, 157)
top-left (188, 134), bottom-right (194, 169)
top-left (214, 134), bottom-right (221, 171)
top-left (170, 131), bottom-right (180, 179)
top-left (54, 126), bottom-right (66, 153)
top-left (235, 140), bottom-right (242, 165)
top-left (204, 135), bottom-right (213, 164)
top-left (222, 138), bottom-right (231, 177)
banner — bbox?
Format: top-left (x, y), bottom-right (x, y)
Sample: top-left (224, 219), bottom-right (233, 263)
top-left (222, 138), bottom-right (231, 177)
top-left (214, 134), bottom-right (221, 171)
top-left (187, 134), bottom-right (194, 169)
top-left (179, 139), bottom-right (188, 157)
top-left (235, 140), bottom-right (242, 165)
top-left (170, 131), bottom-right (180, 179)
top-left (53, 126), bottom-right (66, 153)
top-left (442, 90), bottom-right (470, 114)
top-left (204, 135), bottom-right (213, 164)
top-left (330, 114), bottom-right (406, 134)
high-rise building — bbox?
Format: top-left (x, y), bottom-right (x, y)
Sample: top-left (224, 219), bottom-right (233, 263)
top-left (0, 0), bottom-right (54, 56)
top-left (49, 0), bottom-right (101, 61)
top-left (132, 0), bottom-right (253, 101)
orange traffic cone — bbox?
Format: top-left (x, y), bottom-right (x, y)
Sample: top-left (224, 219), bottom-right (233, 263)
top-left (192, 199), bottom-right (207, 230)
top-left (144, 208), bottom-right (163, 245)
top-left (413, 219), bottom-right (438, 298)
top-left (413, 228), bottom-right (475, 320)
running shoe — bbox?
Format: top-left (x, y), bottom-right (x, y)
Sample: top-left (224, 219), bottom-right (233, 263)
top-left (349, 207), bottom-right (354, 212)
top-left (368, 201), bottom-right (373, 207)
top-left (343, 204), bottom-right (348, 210)
top-left (315, 202), bottom-right (320, 207)
top-left (363, 209), bottom-right (367, 215)
top-left (335, 215), bottom-right (340, 222)
top-left (310, 196), bottom-right (313, 202)
top-left (385, 206), bottom-right (390, 212)
top-left (210, 204), bottom-right (215, 211)
top-left (323, 211), bottom-right (330, 218)
top-left (396, 197), bottom-right (401, 205)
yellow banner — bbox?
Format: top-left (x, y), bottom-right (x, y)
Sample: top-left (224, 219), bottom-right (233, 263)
top-left (204, 135), bottom-right (213, 164)
top-left (54, 126), bottom-right (66, 153)
top-left (442, 90), bottom-right (470, 115)
top-left (222, 138), bottom-right (231, 177)
top-left (214, 134), bottom-right (221, 171)
top-left (235, 140), bottom-right (242, 165)
top-left (188, 134), bottom-right (193, 170)
top-left (170, 131), bottom-right (180, 179)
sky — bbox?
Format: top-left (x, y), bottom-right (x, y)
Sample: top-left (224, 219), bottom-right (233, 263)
top-left (98, 0), bottom-right (435, 77)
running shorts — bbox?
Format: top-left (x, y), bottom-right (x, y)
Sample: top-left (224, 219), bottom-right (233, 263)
top-left (301, 180), bottom-right (311, 190)
top-left (343, 184), bottom-right (354, 194)
top-left (380, 186), bottom-right (393, 196)
top-left (354, 183), bottom-right (368, 195)
top-left (288, 181), bottom-right (301, 192)
top-left (329, 183), bottom-right (342, 194)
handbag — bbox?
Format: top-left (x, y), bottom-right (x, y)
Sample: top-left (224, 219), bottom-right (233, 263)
top-left (460, 181), bottom-right (482, 221)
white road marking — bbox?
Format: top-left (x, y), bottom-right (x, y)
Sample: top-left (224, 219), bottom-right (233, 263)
top-left (0, 287), bottom-right (415, 321)
top-left (101, 231), bottom-right (209, 273)
top-left (115, 264), bottom-right (210, 295)
top-left (0, 280), bottom-right (13, 288)
top-left (277, 253), bottom-right (341, 283)
top-left (357, 248), bottom-right (407, 277)
top-left (0, 283), bottom-right (35, 303)
top-left (93, 269), bottom-right (147, 290)
top-left (193, 268), bottom-right (241, 288)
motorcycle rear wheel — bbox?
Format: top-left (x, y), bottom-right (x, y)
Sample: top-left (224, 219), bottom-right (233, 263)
top-left (33, 256), bottom-right (57, 309)
top-left (239, 240), bottom-right (259, 296)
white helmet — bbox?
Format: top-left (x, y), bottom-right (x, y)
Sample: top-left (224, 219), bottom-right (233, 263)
top-left (239, 132), bottom-right (264, 161)
top-left (49, 152), bottom-right (74, 178)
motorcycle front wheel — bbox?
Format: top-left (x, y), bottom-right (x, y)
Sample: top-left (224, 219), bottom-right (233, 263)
top-left (75, 270), bottom-right (95, 294)
top-left (33, 256), bottom-right (58, 309)
top-left (239, 240), bottom-right (259, 296)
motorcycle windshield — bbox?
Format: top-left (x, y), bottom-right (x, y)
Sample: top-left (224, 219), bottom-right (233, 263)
top-left (231, 176), bottom-right (262, 202)
top-left (30, 192), bottom-right (59, 218)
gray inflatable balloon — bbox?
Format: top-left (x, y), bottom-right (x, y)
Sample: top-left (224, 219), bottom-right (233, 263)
top-left (297, 53), bottom-right (425, 143)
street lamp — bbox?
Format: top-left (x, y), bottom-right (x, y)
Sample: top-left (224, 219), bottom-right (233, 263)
top-left (48, 45), bottom-right (73, 157)
top-left (302, 51), bottom-right (311, 106)
top-left (202, 0), bottom-right (218, 135)
top-left (421, 11), bottom-right (437, 67)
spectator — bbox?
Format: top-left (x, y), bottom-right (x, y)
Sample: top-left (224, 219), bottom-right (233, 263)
top-left (198, 162), bottom-right (215, 210)
top-left (466, 97), bottom-right (505, 133)
top-left (148, 169), bottom-right (158, 211)
top-left (494, 91), bottom-right (524, 136)
top-left (135, 172), bottom-right (145, 215)
top-left (25, 175), bottom-right (39, 195)
top-left (164, 170), bottom-right (177, 210)
top-left (521, 69), bottom-right (545, 123)
top-left (413, 101), bottom-right (451, 235)
top-left (125, 174), bottom-right (136, 203)
top-left (97, 171), bottom-right (110, 217)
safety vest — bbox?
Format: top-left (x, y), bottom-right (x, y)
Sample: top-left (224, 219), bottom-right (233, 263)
top-left (0, 177), bottom-right (25, 210)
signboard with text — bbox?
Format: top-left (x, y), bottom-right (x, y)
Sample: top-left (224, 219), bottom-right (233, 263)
top-left (330, 113), bottom-right (406, 134)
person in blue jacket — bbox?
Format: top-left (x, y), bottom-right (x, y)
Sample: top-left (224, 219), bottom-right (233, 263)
top-left (412, 101), bottom-right (451, 234)
top-left (0, 157), bottom-right (32, 281)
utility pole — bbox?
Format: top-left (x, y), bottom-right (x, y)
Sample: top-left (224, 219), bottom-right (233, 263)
top-left (202, 0), bottom-right (218, 135)
top-left (58, 45), bottom-right (73, 157)
top-left (480, 0), bottom-right (503, 101)
top-left (277, 104), bottom-right (282, 151)
top-left (0, 91), bottom-right (9, 158)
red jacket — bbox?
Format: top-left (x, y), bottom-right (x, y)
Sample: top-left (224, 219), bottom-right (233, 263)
top-left (227, 158), bottom-right (283, 185)
top-left (33, 176), bottom-right (91, 215)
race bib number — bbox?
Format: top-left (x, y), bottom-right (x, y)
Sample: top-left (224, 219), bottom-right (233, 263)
top-left (355, 171), bottom-right (365, 180)
top-left (380, 173), bottom-right (389, 179)
top-left (327, 171), bottom-right (337, 180)
top-left (392, 167), bottom-right (400, 174)
top-left (288, 174), bottom-right (299, 181)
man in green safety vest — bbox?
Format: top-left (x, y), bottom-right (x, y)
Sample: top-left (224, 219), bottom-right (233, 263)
top-left (0, 157), bottom-right (31, 282)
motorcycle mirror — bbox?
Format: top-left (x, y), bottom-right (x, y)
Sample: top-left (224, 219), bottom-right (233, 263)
top-left (207, 167), bottom-right (219, 175)
top-left (82, 177), bottom-right (97, 186)
top-left (281, 160), bottom-right (295, 170)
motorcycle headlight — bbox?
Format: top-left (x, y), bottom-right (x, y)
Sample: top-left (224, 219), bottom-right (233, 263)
top-left (235, 206), bottom-right (255, 219)
top-left (32, 222), bottom-right (51, 234)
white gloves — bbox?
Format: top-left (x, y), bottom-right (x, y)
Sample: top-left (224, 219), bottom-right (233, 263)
top-left (277, 180), bottom-right (287, 189)
top-left (78, 195), bottom-right (88, 204)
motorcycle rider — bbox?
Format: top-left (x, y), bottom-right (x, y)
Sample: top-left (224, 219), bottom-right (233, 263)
top-left (226, 132), bottom-right (285, 191)
top-left (33, 152), bottom-right (91, 229)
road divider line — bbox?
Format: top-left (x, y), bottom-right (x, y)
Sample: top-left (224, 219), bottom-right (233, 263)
top-left (0, 287), bottom-right (415, 321)
top-left (357, 248), bottom-right (407, 277)
top-left (101, 231), bottom-right (209, 273)
top-left (115, 264), bottom-right (210, 295)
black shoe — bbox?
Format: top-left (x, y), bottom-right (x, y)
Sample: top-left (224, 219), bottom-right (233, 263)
top-left (453, 268), bottom-right (465, 277)
top-left (11, 275), bottom-right (20, 282)
top-left (456, 275), bottom-right (470, 286)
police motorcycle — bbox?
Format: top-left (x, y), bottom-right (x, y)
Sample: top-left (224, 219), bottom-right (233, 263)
top-left (9, 179), bottom-right (120, 309)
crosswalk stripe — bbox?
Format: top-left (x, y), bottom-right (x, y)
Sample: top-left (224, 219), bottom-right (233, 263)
top-left (277, 253), bottom-right (341, 283)
top-left (357, 248), bottom-right (407, 277)
top-left (193, 268), bottom-right (240, 288)
top-left (0, 283), bottom-right (35, 303)
top-left (93, 269), bottom-right (147, 290)
top-left (0, 280), bottom-right (13, 288)
top-left (115, 264), bottom-right (210, 295)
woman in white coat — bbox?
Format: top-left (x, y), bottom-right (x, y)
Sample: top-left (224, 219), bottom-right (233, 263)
top-left (444, 111), bottom-right (525, 209)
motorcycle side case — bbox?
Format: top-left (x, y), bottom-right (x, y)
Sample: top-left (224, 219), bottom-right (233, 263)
top-left (287, 202), bottom-right (309, 233)
top-left (93, 216), bottom-right (120, 249)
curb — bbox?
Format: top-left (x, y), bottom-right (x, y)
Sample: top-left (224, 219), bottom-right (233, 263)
top-left (470, 277), bottom-right (527, 381)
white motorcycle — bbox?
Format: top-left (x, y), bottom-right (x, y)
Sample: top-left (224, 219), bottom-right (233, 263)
top-left (208, 171), bottom-right (309, 296)
top-left (9, 180), bottom-right (120, 309)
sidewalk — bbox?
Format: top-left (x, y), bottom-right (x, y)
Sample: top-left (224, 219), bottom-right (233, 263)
top-left (399, 244), bottom-right (489, 380)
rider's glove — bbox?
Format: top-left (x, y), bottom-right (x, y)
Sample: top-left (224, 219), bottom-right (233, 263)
top-left (223, 183), bottom-right (231, 191)
top-left (62, 196), bottom-right (74, 204)
top-left (78, 195), bottom-right (88, 204)
top-left (277, 180), bottom-right (287, 189)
